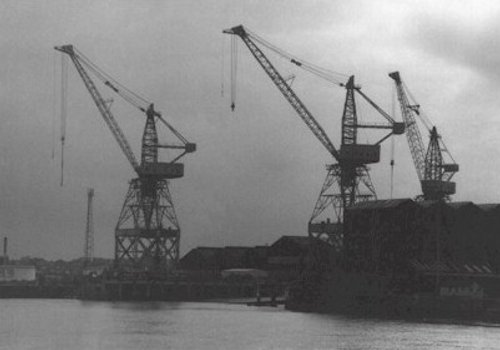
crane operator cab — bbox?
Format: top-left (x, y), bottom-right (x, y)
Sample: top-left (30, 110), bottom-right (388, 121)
top-left (339, 144), bottom-right (380, 165)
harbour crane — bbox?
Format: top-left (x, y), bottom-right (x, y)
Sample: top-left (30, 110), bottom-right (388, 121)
top-left (224, 25), bottom-right (404, 248)
top-left (389, 71), bottom-right (458, 201)
top-left (55, 45), bottom-right (196, 275)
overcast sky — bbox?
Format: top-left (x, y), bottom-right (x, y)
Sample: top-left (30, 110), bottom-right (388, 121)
top-left (1, 0), bottom-right (500, 259)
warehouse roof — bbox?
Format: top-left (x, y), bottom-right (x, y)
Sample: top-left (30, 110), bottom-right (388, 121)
top-left (274, 235), bottom-right (310, 248)
top-left (416, 200), bottom-right (441, 208)
top-left (409, 259), bottom-right (495, 275)
top-left (181, 247), bottom-right (221, 261)
top-left (477, 203), bottom-right (500, 212)
top-left (348, 198), bottom-right (413, 210)
top-left (447, 201), bottom-right (476, 210)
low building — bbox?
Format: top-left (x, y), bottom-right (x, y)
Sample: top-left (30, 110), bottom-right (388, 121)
top-left (179, 235), bottom-right (330, 282)
top-left (0, 265), bottom-right (36, 283)
top-left (179, 247), bottom-right (222, 271)
top-left (266, 235), bottom-right (311, 281)
top-left (178, 245), bottom-right (270, 281)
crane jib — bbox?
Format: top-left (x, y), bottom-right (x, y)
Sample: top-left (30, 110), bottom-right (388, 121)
top-left (54, 45), bottom-right (196, 174)
top-left (224, 25), bottom-right (340, 161)
top-left (389, 71), bottom-right (458, 200)
top-left (55, 45), bottom-right (141, 172)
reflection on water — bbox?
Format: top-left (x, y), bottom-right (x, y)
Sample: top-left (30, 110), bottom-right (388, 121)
top-left (1, 299), bottom-right (499, 350)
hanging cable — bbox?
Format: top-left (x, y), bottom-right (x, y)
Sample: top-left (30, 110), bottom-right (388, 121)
top-left (76, 49), bottom-right (150, 104)
top-left (230, 36), bottom-right (237, 111)
top-left (245, 27), bottom-right (348, 86)
top-left (51, 51), bottom-right (57, 160)
top-left (403, 81), bottom-right (433, 132)
top-left (220, 35), bottom-right (225, 97)
top-left (73, 48), bottom-right (150, 112)
top-left (60, 54), bottom-right (68, 186)
top-left (390, 84), bottom-right (397, 199)
top-left (390, 135), bottom-right (395, 199)
top-left (402, 81), bottom-right (458, 170)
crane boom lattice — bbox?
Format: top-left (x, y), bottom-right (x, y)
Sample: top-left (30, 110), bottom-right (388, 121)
top-left (55, 45), bottom-right (140, 172)
top-left (84, 188), bottom-right (94, 264)
top-left (389, 71), bottom-right (458, 200)
top-left (55, 45), bottom-right (196, 277)
top-left (224, 25), bottom-right (403, 252)
top-left (389, 71), bottom-right (426, 180)
top-left (224, 25), bottom-right (339, 160)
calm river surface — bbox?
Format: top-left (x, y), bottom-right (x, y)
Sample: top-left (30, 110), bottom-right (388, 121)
top-left (0, 299), bottom-right (499, 349)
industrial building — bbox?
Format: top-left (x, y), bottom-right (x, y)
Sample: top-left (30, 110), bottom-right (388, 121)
top-left (0, 266), bottom-right (36, 283)
top-left (0, 237), bottom-right (35, 283)
top-left (0, 237), bottom-right (37, 299)
top-left (179, 236), bottom-right (331, 283)
top-left (343, 199), bottom-right (500, 296)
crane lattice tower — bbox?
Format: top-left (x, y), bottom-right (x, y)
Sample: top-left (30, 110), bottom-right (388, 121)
top-left (84, 188), bottom-right (94, 264)
top-left (55, 45), bottom-right (195, 276)
top-left (114, 105), bottom-right (192, 272)
top-left (389, 71), bottom-right (458, 201)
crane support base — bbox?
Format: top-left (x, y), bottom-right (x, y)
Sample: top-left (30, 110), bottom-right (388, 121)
top-left (114, 177), bottom-right (180, 273)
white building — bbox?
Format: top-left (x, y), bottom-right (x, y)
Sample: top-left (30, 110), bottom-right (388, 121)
top-left (0, 265), bottom-right (36, 282)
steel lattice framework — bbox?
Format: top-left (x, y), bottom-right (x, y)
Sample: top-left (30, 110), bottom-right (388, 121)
top-left (224, 26), bottom-right (401, 252)
top-left (55, 45), bottom-right (195, 277)
top-left (390, 71), bottom-right (458, 201)
top-left (389, 72), bottom-right (426, 180)
top-left (309, 77), bottom-right (377, 248)
top-left (115, 178), bottom-right (180, 270)
top-left (425, 127), bottom-right (443, 182)
top-left (84, 188), bottom-right (94, 264)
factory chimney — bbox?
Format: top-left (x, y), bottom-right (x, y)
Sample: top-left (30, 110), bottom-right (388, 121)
top-left (3, 237), bottom-right (7, 264)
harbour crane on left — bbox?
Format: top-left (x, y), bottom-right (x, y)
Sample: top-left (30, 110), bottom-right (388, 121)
top-left (55, 45), bottom-right (196, 277)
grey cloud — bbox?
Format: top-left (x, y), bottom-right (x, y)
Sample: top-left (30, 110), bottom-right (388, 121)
top-left (1, 0), bottom-right (499, 259)
top-left (413, 15), bottom-right (500, 82)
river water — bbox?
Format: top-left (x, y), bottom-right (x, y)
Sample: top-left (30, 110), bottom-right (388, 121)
top-left (0, 299), bottom-right (499, 349)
